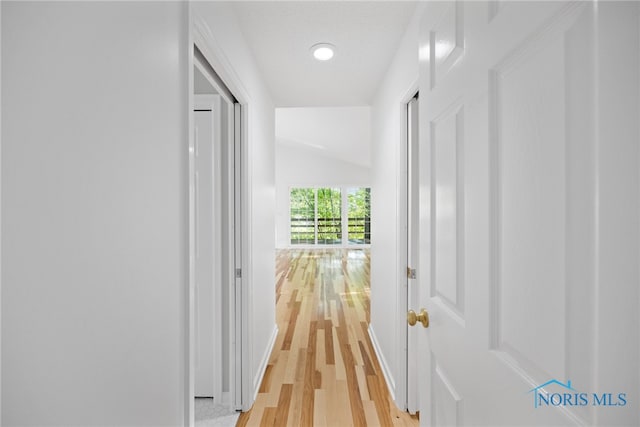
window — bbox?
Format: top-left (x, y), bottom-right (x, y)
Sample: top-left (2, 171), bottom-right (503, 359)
top-left (347, 187), bottom-right (371, 244)
top-left (316, 188), bottom-right (342, 244)
top-left (290, 188), bottom-right (315, 244)
top-left (290, 187), bottom-right (371, 246)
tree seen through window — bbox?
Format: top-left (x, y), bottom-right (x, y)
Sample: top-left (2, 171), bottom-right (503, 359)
top-left (290, 187), bottom-right (370, 245)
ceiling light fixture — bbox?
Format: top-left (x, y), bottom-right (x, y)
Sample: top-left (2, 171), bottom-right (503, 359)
top-left (311, 43), bottom-right (335, 61)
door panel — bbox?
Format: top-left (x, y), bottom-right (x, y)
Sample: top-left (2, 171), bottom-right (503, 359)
top-left (491, 25), bottom-right (568, 382)
top-left (431, 102), bottom-right (464, 318)
top-left (430, 1), bottom-right (464, 90)
top-left (432, 362), bottom-right (463, 426)
top-left (418, 2), bottom-right (639, 425)
top-left (194, 108), bottom-right (215, 398)
top-left (194, 95), bottom-right (223, 399)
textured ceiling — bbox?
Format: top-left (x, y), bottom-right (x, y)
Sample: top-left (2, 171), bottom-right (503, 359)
top-left (232, 1), bottom-right (418, 107)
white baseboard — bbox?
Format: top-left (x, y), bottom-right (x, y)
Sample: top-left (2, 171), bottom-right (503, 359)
top-left (368, 324), bottom-right (396, 402)
top-left (252, 325), bottom-right (278, 401)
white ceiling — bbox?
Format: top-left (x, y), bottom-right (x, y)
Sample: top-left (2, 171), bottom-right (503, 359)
top-left (232, 1), bottom-right (418, 107)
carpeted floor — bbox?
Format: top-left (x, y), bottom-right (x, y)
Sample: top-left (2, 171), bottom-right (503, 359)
top-left (195, 398), bottom-right (239, 427)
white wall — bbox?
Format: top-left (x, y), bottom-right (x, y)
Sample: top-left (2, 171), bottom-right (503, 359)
top-left (1, 1), bottom-right (3, 422)
top-left (275, 142), bottom-right (371, 247)
top-left (192, 2), bottom-right (277, 409)
top-left (368, 4), bottom-right (423, 407)
top-left (2, 2), bottom-right (189, 425)
top-left (276, 107), bottom-right (371, 168)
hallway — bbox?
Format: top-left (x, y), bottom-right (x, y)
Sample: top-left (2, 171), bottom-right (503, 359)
top-left (237, 249), bottom-right (418, 426)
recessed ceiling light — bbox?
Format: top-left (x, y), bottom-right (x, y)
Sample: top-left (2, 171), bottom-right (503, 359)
top-left (311, 43), bottom-right (335, 61)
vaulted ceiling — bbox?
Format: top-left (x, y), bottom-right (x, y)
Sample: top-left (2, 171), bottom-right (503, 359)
top-left (276, 106), bottom-right (372, 167)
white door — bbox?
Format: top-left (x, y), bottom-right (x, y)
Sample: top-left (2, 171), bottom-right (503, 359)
top-left (417, 1), bottom-right (639, 425)
top-left (194, 95), bottom-right (223, 399)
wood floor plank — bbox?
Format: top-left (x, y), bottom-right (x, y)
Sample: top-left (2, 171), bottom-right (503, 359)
top-left (338, 335), bottom-right (367, 426)
top-left (273, 383), bottom-right (293, 426)
top-left (286, 379), bottom-right (304, 427)
top-left (330, 300), bottom-right (339, 328)
top-left (245, 394), bottom-right (268, 427)
top-left (281, 301), bottom-right (300, 351)
top-left (315, 329), bottom-right (326, 369)
top-left (366, 374), bottom-right (395, 426)
top-left (294, 347), bottom-right (307, 383)
top-left (237, 249), bottom-right (419, 427)
top-left (333, 327), bottom-right (347, 381)
top-left (282, 347), bottom-right (299, 384)
top-left (300, 320), bottom-right (317, 426)
top-left (336, 379), bottom-right (353, 426)
top-left (295, 298), bottom-right (312, 350)
top-left (236, 411), bottom-right (250, 427)
top-left (363, 400), bottom-right (381, 427)
top-left (258, 364), bottom-right (273, 393)
top-left (265, 352), bottom-right (290, 407)
top-left (322, 365), bottom-right (339, 427)
top-left (349, 326), bottom-right (365, 366)
top-left (355, 364), bottom-right (371, 401)
top-left (324, 319), bottom-right (335, 365)
top-left (259, 407), bottom-right (277, 427)
top-left (314, 389), bottom-right (327, 427)
top-left (359, 340), bottom-right (376, 376)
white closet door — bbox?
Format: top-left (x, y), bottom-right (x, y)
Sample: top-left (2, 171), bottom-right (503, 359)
top-left (194, 95), bottom-right (222, 399)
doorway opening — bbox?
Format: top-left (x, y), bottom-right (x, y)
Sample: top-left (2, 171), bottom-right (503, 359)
top-left (405, 92), bottom-right (420, 416)
top-left (240, 104), bottom-right (417, 423)
top-left (189, 45), bottom-right (243, 426)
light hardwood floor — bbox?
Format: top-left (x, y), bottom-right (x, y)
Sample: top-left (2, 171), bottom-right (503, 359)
top-left (237, 248), bottom-right (419, 427)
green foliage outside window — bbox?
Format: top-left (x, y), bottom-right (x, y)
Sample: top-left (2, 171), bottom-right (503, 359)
top-left (348, 188), bottom-right (371, 244)
top-left (316, 188), bottom-right (341, 244)
top-left (290, 187), bottom-right (370, 245)
top-left (290, 188), bottom-right (315, 244)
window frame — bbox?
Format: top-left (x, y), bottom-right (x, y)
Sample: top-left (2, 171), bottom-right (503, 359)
top-left (288, 186), bottom-right (371, 248)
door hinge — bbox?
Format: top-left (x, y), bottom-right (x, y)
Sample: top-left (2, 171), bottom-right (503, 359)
top-left (235, 268), bottom-right (242, 279)
top-left (407, 267), bottom-right (416, 279)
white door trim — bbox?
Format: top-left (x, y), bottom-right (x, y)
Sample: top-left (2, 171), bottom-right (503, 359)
top-left (406, 93), bottom-right (420, 415)
top-left (187, 8), bottom-right (253, 424)
top-left (396, 79), bottom-right (419, 412)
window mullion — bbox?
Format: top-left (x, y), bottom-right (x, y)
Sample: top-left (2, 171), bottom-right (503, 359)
top-left (314, 188), bottom-right (318, 245)
top-left (342, 189), bottom-right (348, 246)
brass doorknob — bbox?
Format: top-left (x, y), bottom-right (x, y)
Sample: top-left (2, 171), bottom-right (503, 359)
top-left (407, 308), bottom-right (429, 328)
